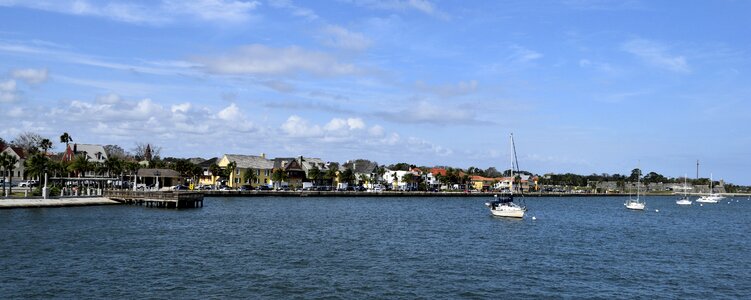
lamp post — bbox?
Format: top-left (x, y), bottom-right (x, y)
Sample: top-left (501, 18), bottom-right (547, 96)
top-left (42, 167), bottom-right (48, 199)
top-left (155, 171), bottom-right (161, 191)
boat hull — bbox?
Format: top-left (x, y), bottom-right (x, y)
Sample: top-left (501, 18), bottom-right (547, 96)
top-left (696, 195), bottom-right (723, 203)
top-left (489, 207), bottom-right (525, 218)
top-left (624, 201), bottom-right (645, 210)
top-left (676, 199), bottom-right (692, 205)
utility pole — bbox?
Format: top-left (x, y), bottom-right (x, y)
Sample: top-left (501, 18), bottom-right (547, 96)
top-left (696, 160), bottom-right (699, 179)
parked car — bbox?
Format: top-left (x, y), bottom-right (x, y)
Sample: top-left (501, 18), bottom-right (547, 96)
top-left (172, 185), bottom-right (189, 191)
top-left (18, 180), bottom-right (39, 187)
top-left (240, 185), bottom-right (253, 191)
top-left (258, 185), bottom-right (272, 191)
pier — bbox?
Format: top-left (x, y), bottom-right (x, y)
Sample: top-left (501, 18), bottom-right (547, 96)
top-left (104, 191), bottom-right (204, 208)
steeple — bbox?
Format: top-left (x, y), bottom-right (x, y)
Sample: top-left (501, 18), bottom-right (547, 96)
top-left (145, 144), bottom-right (152, 161)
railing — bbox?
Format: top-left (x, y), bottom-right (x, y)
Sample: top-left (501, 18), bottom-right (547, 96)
top-left (103, 190), bottom-right (203, 201)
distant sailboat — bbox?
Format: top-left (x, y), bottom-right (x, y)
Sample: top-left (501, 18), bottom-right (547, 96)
top-left (696, 173), bottom-right (724, 204)
top-left (625, 168), bottom-right (646, 210)
top-left (485, 133), bottom-right (526, 218)
top-left (676, 176), bottom-right (692, 205)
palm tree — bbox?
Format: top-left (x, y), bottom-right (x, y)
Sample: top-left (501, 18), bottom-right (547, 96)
top-left (324, 168), bottom-right (338, 187)
top-left (39, 138), bottom-right (53, 154)
top-left (242, 168), bottom-right (257, 188)
top-left (209, 163), bottom-right (221, 186)
top-left (308, 166), bottom-right (321, 186)
top-left (0, 152), bottom-right (9, 196)
top-left (272, 168), bottom-right (288, 189)
top-left (68, 154), bottom-right (90, 178)
top-left (225, 161), bottom-right (237, 187)
top-left (59, 132), bottom-right (72, 146)
top-left (24, 153), bottom-right (49, 182)
top-left (2, 154), bottom-right (18, 196)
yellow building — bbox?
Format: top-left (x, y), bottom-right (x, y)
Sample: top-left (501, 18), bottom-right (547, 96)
top-left (218, 154), bottom-right (274, 188)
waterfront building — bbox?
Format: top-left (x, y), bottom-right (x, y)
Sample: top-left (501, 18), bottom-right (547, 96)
top-left (218, 154), bottom-right (274, 188)
top-left (1, 146), bottom-right (27, 180)
top-left (61, 143), bottom-right (109, 177)
top-left (196, 157), bottom-right (218, 186)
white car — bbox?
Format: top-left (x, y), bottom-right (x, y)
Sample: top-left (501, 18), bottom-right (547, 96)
top-left (18, 180), bottom-right (39, 187)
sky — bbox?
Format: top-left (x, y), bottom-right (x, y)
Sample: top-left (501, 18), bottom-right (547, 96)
top-left (1, 0), bottom-right (750, 184)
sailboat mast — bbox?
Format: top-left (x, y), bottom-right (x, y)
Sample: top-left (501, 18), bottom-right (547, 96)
top-left (510, 133), bottom-right (514, 196)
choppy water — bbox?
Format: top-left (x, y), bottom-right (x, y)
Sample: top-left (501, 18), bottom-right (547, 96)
top-left (2, 196), bottom-right (750, 298)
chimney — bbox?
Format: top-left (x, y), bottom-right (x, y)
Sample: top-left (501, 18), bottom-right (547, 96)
top-left (260, 153), bottom-right (266, 159)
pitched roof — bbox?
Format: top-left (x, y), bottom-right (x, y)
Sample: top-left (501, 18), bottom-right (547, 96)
top-left (70, 143), bottom-right (108, 162)
top-left (342, 159), bottom-right (377, 174)
top-left (273, 157), bottom-right (295, 169)
top-left (2, 146), bottom-right (27, 159)
top-left (224, 154), bottom-right (274, 169)
top-left (137, 168), bottom-right (181, 177)
top-left (197, 157), bottom-right (218, 168)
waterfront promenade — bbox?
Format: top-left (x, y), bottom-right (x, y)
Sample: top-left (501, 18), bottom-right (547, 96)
top-left (0, 197), bottom-right (119, 209)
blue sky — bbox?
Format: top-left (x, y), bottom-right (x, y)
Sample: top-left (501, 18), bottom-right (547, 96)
top-left (1, 0), bottom-right (750, 184)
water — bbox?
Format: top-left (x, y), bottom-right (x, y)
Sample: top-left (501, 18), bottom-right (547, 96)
top-left (2, 196), bottom-right (750, 298)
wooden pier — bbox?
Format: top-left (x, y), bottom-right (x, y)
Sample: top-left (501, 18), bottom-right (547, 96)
top-left (104, 191), bottom-right (204, 208)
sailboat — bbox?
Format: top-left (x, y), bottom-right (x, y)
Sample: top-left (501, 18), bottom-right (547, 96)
top-left (696, 173), bottom-right (724, 204)
top-left (624, 168), bottom-right (646, 210)
top-left (676, 176), bottom-right (692, 205)
top-left (485, 133), bottom-right (526, 218)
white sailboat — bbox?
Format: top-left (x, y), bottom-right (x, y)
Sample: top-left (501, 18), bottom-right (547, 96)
top-left (485, 133), bottom-right (526, 218)
top-left (624, 168), bottom-right (646, 210)
top-left (696, 173), bottom-right (724, 204)
top-left (676, 176), bottom-right (692, 205)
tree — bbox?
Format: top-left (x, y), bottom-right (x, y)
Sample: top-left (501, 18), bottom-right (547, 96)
top-left (11, 132), bottom-right (43, 153)
top-left (60, 132), bottom-right (73, 146)
top-left (338, 168), bottom-right (355, 186)
top-left (324, 168), bottom-right (338, 186)
top-left (272, 168), bottom-right (288, 189)
top-left (628, 168), bottom-right (642, 182)
top-left (23, 153), bottom-right (49, 180)
top-left (209, 163), bottom-right (221, 185)
top-left (2, 153), bottom-right (18, 196)
top-left (0, 152), bottom-right (9, 196)
top-left (402, 173), bottom-right (416, 190)
top-left (225, 161), bottom-right (237, 186)
top-left (38, 138), bottom-right (53, 154)
top-left (103, 144), bottom-right (129, 159)
top-left (308, 166), bottom-right (322, 186)
top-left (68, 154), bottom-right (91, 177)
top-left (242, 168), bottom-right (257, 187)
top-left (0, 137), bottom-right (6, 149)
top-left (133, 142), bottom-right (161, 161)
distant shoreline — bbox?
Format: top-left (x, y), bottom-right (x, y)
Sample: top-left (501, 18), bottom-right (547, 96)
top-left (200, 190), bottom-right (748, 198)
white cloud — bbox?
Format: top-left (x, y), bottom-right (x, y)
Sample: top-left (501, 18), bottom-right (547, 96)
top-left (320, 25), bottom-right (372, 51)
top-left (509, 45), bottom-right (543, 64)
top-left (171, 102), bottom-right (192, 113)
top-left (162, 0), bottom-right (260, 23)
top-left (0, 79), bottom-right (18, 102)
top-left (11, 68), bottom-right (48, 84)
top-left (345, 0), bottom-right (449, 19)
top-left (376, 100), bottom-right (484, 125)
top-left (217, 103), bottom-right (242, 121)
top-left (415, 80), bottom-right (478, 97)
top-left (369, 125), bottom-right (385, 137)
top-left (324, 117), bottom-right (365, 132)
top-left (407, 137), bottom-right (452, 156)
top-left (281, 115), bottom-right (323, 137)
top-left (0, 0), bottom-right (260, 24)
top-left (6, 107), bottom-right (23, 117)
top-left (268, 0), bottom-right (318, 20)
top-left (622, 38), bottom-right (690, 73)
top-left (194, 44), bottom-right (360, 76)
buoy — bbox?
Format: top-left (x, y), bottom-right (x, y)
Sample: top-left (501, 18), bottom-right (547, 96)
top-left (532, 216), bottom-right (537, 220)
top-left (700, 204), bottom-right (703, 207)
top-left (655, 209), bottom-right (659, 213)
